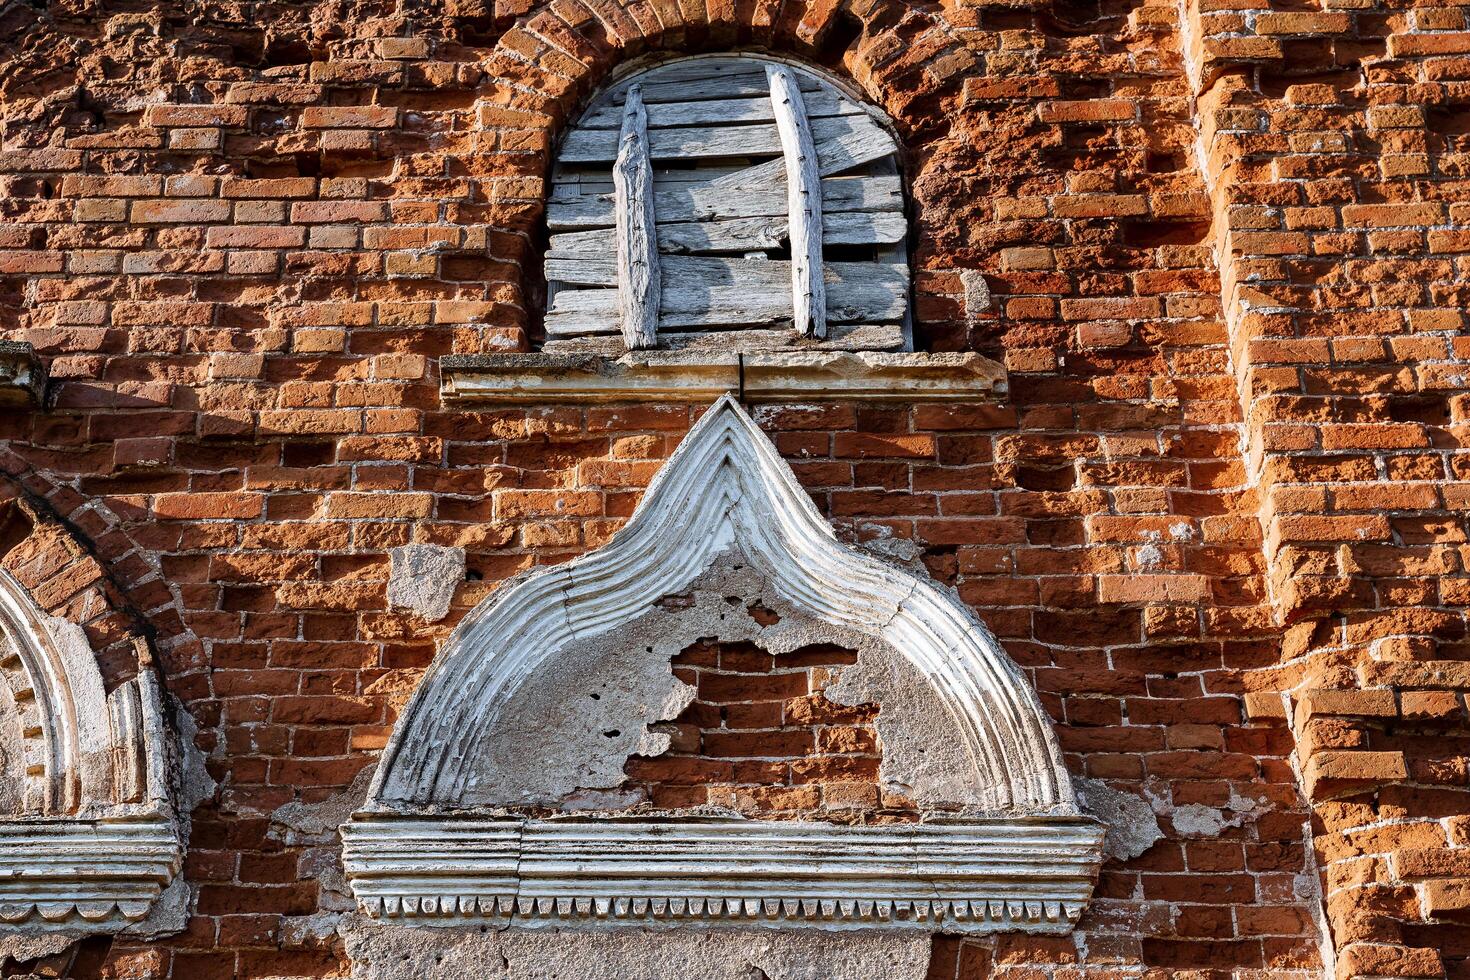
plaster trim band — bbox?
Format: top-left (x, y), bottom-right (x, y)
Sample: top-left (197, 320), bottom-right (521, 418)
top-left (341, 816), bottom-right (1103, 934)
top-left (439, 350), bottom-right (1006, 404)
top-left (0, 818), bottom-right (181, 926)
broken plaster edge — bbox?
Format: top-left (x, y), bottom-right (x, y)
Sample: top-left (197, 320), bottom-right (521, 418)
top-left (0, 342), bottom-right (44, 408)
top-left (439, 350), bottom-right (1007, 404)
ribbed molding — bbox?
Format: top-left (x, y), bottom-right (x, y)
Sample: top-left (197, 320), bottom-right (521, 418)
top-left (370, 395), bottom-right (1068, 813)
top-left (342, 817), bottom-right (1102, 934)
top-left (0, 570), bottom-right (181, 931)
top-left (0, 819), bottom-right (181, 925)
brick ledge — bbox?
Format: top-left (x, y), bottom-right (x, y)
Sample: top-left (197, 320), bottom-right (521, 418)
top-left (440, 350), bottom-right (1007, 404)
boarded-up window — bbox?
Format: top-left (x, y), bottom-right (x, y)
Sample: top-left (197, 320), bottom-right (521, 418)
top-left (545, 55), bottom-right (909, 352)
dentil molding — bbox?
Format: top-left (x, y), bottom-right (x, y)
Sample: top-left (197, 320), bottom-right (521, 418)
top-left (341, 817), bottom-right (1101, 933)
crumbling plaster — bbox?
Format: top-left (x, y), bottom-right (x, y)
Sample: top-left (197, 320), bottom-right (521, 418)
top-left (369, 395), bottom-right (1072, 813)
top-left (340, 917), bottom-right (932, 980)
top-left (1072, 776), bottom-right (1163, 863)
top-left (387, 544), bottom-right (465, 624)
top-left (460, 550), bottom-right (983, 811)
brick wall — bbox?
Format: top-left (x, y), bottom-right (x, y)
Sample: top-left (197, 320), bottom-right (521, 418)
top-left (0, 0), bottom-right (1466, 976)
top-left (1179, 0), bottom-right (1470, 974)
top-left (622, 637), bottom-right (911, 818)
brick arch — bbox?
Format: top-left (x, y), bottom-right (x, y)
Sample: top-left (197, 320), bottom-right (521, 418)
top-left (0, 449), bottom-right (205, 692)
top-left (480, 0), bottom-right (972, 129)
top-left (0, 461), bottom-right (175, 817)
top-left (469, 0), bottom-right (977, 336)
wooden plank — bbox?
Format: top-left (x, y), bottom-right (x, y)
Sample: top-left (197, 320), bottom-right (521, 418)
top-left (768, 65), bottom-right (825, 339)
top-left (613, 84), bottom-right (659, 349)
top-left (558, 113), bottom-right (892, 164)
top-left (600, 62), bottom-right (826, 106)
top-left (547, 175), bottom-right (902, 229)
top-left (544, 257), bottom-right (908, 334)
top-left (547, 209), bottom-right (906, 256)
top-left (543, 322), bottom-right (907, 354)
top-left (544, 282), bottom-right (907, 334)
top-left (708, 118), bottom-right (897, 186)
top-left (547, 255), bottom-right (908, 289)
top-left (577, 91), bottom-right (861, 130)
top-left (549, 164), bottom-right (767, 201)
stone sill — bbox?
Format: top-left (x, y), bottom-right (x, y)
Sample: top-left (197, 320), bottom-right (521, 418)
top-left (0, 341), bottom-right (44, 408)
top-left (440, 351), bottom-right (1007, 405)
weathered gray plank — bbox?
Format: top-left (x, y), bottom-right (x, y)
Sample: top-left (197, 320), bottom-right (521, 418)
top-left (600, 62), bottom-right (826, 106)
top-left (613, 85), bottom-right (659, 350)
top-left (578, 91), bottom-right (861, 130)
top-left (543, 322), bottom-right (907, 354)
top-left (547, 175), bottom-right (903, 229)
top-left (544, 257), bottom-right (908, 334)
top-left (558, 113), bottom-right (892, 164)
top-left (549, 164), bottom-right (765, 201)
top-left (547, 254), bottom-right (908, 289)
top-left (768, 65), bottom-right (825, 339)
top-left (548, 210), bottom-right (905, 257)
top-left (545, 283), bottom-right (906, 334)
top-left (709, 118), bottom-right (897, 186)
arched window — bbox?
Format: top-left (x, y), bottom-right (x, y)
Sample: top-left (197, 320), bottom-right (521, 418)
top-left (544, 55), bottom-right (909, 352)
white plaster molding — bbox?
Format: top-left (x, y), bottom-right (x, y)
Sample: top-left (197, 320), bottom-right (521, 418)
top-left (0, 818), bottom-right (181, 925)
top-left (370, 394), bottom-right (1064, 813)
top-left (440, 350), bottom-right (1006, 404)
top-left (0, 569), bottom-right (181, 930)
top-left (347, 396), bottom-right (1098, 931)
top-left (341, 817), bottom-right (1101, 934)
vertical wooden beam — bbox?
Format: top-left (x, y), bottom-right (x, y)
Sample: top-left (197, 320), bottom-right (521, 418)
top-left (767, 65), bottom-right (826, 340)
top-left (613, 84), bottom-right (660, 349)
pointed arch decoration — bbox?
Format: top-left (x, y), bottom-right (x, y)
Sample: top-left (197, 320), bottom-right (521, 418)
top-left (0, 567), bottom-right (181, 929)
top-left (343, 396), bottom-right (1101, 933)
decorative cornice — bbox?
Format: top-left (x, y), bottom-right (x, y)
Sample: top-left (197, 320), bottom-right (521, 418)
top-left (0, 818), bottom-right (181, 926)
top-left (439, 350), bottom-right (1006, 404)
top-left (348, 396), bottom-right (1097, 933)
top-left (0, 341), bottom-right (44, 408)
top-left (341, 817), bottom-right (1103, 934)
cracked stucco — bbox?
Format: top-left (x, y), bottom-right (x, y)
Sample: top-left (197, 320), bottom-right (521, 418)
top-left (1074, 776), bottom-right (1162, 862)
top-left (388, 544), bottom-right (465, 623)
top-left (340, 916), bottom-right (931, 980)
top-left (456, 548), bottom-right (986, 811)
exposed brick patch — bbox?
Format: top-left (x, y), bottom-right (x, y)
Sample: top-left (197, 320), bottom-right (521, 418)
top-left (624, 638), bottom-right (920, 821)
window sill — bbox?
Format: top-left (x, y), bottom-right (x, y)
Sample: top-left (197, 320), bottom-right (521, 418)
top-left (440, 350), bottom-right (1007, 404)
